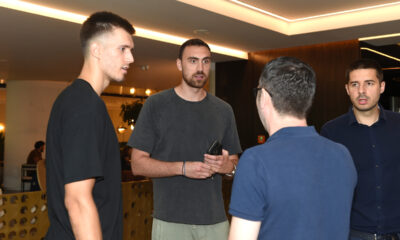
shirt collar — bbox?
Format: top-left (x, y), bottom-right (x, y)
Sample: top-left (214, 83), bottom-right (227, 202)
top-left (267, 126), bottom-right (317, 143)
top-left (347, 104), bottom-right (387, 126)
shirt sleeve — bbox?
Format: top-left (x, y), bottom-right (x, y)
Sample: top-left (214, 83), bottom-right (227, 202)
top-left (61, 110), bottom-right (104, 184)
top-left (229, 150), bottom-right (267, 221)
top-left (222, 106), bottom-right (242, 155)
top-left (127, 98), bottom-right (156, 154)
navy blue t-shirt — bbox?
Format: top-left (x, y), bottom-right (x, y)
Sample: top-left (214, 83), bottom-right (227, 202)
top-left (321, 106), bottom-right (400, 234)
top-left (229, 127), bottom-right (357, 240)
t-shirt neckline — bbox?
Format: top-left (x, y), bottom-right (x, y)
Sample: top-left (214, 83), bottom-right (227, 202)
top-left (171, 88), bottom-right (208, 104)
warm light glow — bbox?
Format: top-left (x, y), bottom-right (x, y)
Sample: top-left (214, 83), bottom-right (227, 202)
top-left (0, 0), bottom-right (87, 24)
top-left (178, 0), bottom-right (400, 35)
top-left (0, 124), bottom-right (5, 132)
top-left (360, 47), bottom-right (400, 62)
top-left (145, 89), bottom-right (151, 96)
top-left (129, 88), bottom-right (135, 95)
top-left (0, 0), bottom-right (247, 59)
top-left (117, 126), bottom-right (126, 134)
top-left (130, 125), bottom-right (134, 130)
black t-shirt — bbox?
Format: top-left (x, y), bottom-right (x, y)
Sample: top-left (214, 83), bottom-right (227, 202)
top-left (128, 88), bottom-right (242, 224)
top-left (45, 79), bottom-right (122, 239)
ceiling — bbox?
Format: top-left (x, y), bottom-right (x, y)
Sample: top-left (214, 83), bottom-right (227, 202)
top-left (1, 0), bottom-right (400, 91)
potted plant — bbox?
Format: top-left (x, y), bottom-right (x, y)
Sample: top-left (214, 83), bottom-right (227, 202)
top-left (120, 100), bottom-right (143, 126)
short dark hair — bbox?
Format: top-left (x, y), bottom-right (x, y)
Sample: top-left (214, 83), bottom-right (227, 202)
top-left (34, 141), bottom-right (45, 149)
top-left (345, 58), bottom-right (383, 82)
top-left (258, 56), bottom-right (316, 119)
top-left (80, 11), bottom-right (135, 54)
top-left (178, 38), bottom-right (211, 59)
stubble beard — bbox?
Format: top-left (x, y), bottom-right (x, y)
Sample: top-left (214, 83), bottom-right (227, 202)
top-left (353, 95), bottom-right (379, 113)
top-left (353, 102), bottom-right (378, 113)
top-left (182, 71), bottom-right (208, 89)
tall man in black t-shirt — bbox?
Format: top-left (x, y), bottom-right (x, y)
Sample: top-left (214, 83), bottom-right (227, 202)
top-left (46, 12), bottom-right (135, 239)
top-left (129, 39), bottom-right (242, 240)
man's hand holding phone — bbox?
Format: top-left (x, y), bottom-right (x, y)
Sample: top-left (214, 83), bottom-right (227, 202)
top-left (204, 141), bottom-right (233, 174)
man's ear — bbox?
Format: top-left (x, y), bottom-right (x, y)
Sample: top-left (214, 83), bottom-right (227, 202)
top-left (90, 41), bottom-right (101, 60)
top-left (345, 84), bottom-right (350, 96)
top-left (380, 81), bottom-right (386, 94)
top-left (258, 89), bottom-right (268, 110)
top-left (176, 58), bottom-right (182, 71)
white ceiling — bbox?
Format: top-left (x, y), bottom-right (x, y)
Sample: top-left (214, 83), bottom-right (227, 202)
top-left (0, 0), bottom-right (399, 90)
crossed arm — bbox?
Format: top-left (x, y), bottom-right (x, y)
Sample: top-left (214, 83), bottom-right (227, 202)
top-left (64, 179), bottom-right (102, 240)
top-left (131, 148), bottom-right (238, 179)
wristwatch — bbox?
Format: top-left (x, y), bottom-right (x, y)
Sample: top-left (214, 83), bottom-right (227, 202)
top-left (225, 162), bottom-right (236, 177)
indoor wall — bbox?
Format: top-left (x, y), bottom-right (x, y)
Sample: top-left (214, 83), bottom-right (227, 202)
top-left (216, 40), bottom-right (360, 150)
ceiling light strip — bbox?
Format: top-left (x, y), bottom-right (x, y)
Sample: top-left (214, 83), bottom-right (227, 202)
top-left (229, 0), bottom-right (400, 22)
top-left (0, 0), bottom-right (248, 59)
top-left (229, 0), bottom-right (289, 21)
top-left (360, 47), bottom-right (400, 62)
top-left (135, 28), bottom-right (248, 59)
top-left (0, 0), bottom-right (86, 23)
top-left (359, 33), bottom-right (400, 41)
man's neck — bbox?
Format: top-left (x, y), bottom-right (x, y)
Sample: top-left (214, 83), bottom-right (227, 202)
top-left (353, 105), bottom-right (380, 126)
top-left (78, 61), bottom-right (108, 96)
top-left (267, 112), bottom-right (308, 136)
top-left (174, 82), bottom-right (206, 102)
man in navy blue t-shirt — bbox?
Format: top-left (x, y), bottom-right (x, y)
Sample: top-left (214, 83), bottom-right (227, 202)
top-left (228, 57), bottom-right (357, 240)
top-left (321, 59), bottom-right (400, 240)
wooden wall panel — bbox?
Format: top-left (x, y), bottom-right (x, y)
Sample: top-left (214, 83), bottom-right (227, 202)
top-left (216, 40), bottom-right (360, 150)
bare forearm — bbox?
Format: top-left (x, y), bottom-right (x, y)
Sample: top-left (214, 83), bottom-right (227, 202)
top-left (131, 148), bottom-right (213, 179)
top-left (131, 156), bottom-right (182, 178)
top-left (66, 199), bottom-right (102, 240)
top-left (65, 179), bottom-right (102, 240)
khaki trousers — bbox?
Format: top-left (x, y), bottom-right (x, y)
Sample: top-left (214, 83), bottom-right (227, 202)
top-left (152, 218), bottom-right (229, 240)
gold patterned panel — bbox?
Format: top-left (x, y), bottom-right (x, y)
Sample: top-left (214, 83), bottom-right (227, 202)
top-left (122, 180), bottom-right (153, 240)
top-left (0, 179), bottom-right (232, 240)
top-left (0, 191), bottom-right (48, 240)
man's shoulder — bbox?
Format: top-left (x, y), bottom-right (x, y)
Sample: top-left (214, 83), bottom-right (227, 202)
top-left (144, 89), bottom-right (174, 105)
top-left (207, 93), bottom-right (230, 106)
top-left (57, 79), bottom-right (98, 103)
top-left (206, 94), bottom-right (234, 115)
top-left (52, 79), bottom-right (104, 117)
top-left (315, 134), bottom-right (351, 155)
top-left (322, 113), bottom-right (349, 129)
top-left (241, 142), bottom-right (277, 163)
top-left (383, 108), bottom-right (400, 121)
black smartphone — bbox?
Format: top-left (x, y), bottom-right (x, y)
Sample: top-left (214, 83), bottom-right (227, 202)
top-left (207, 140), bottom-right (222, 155)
